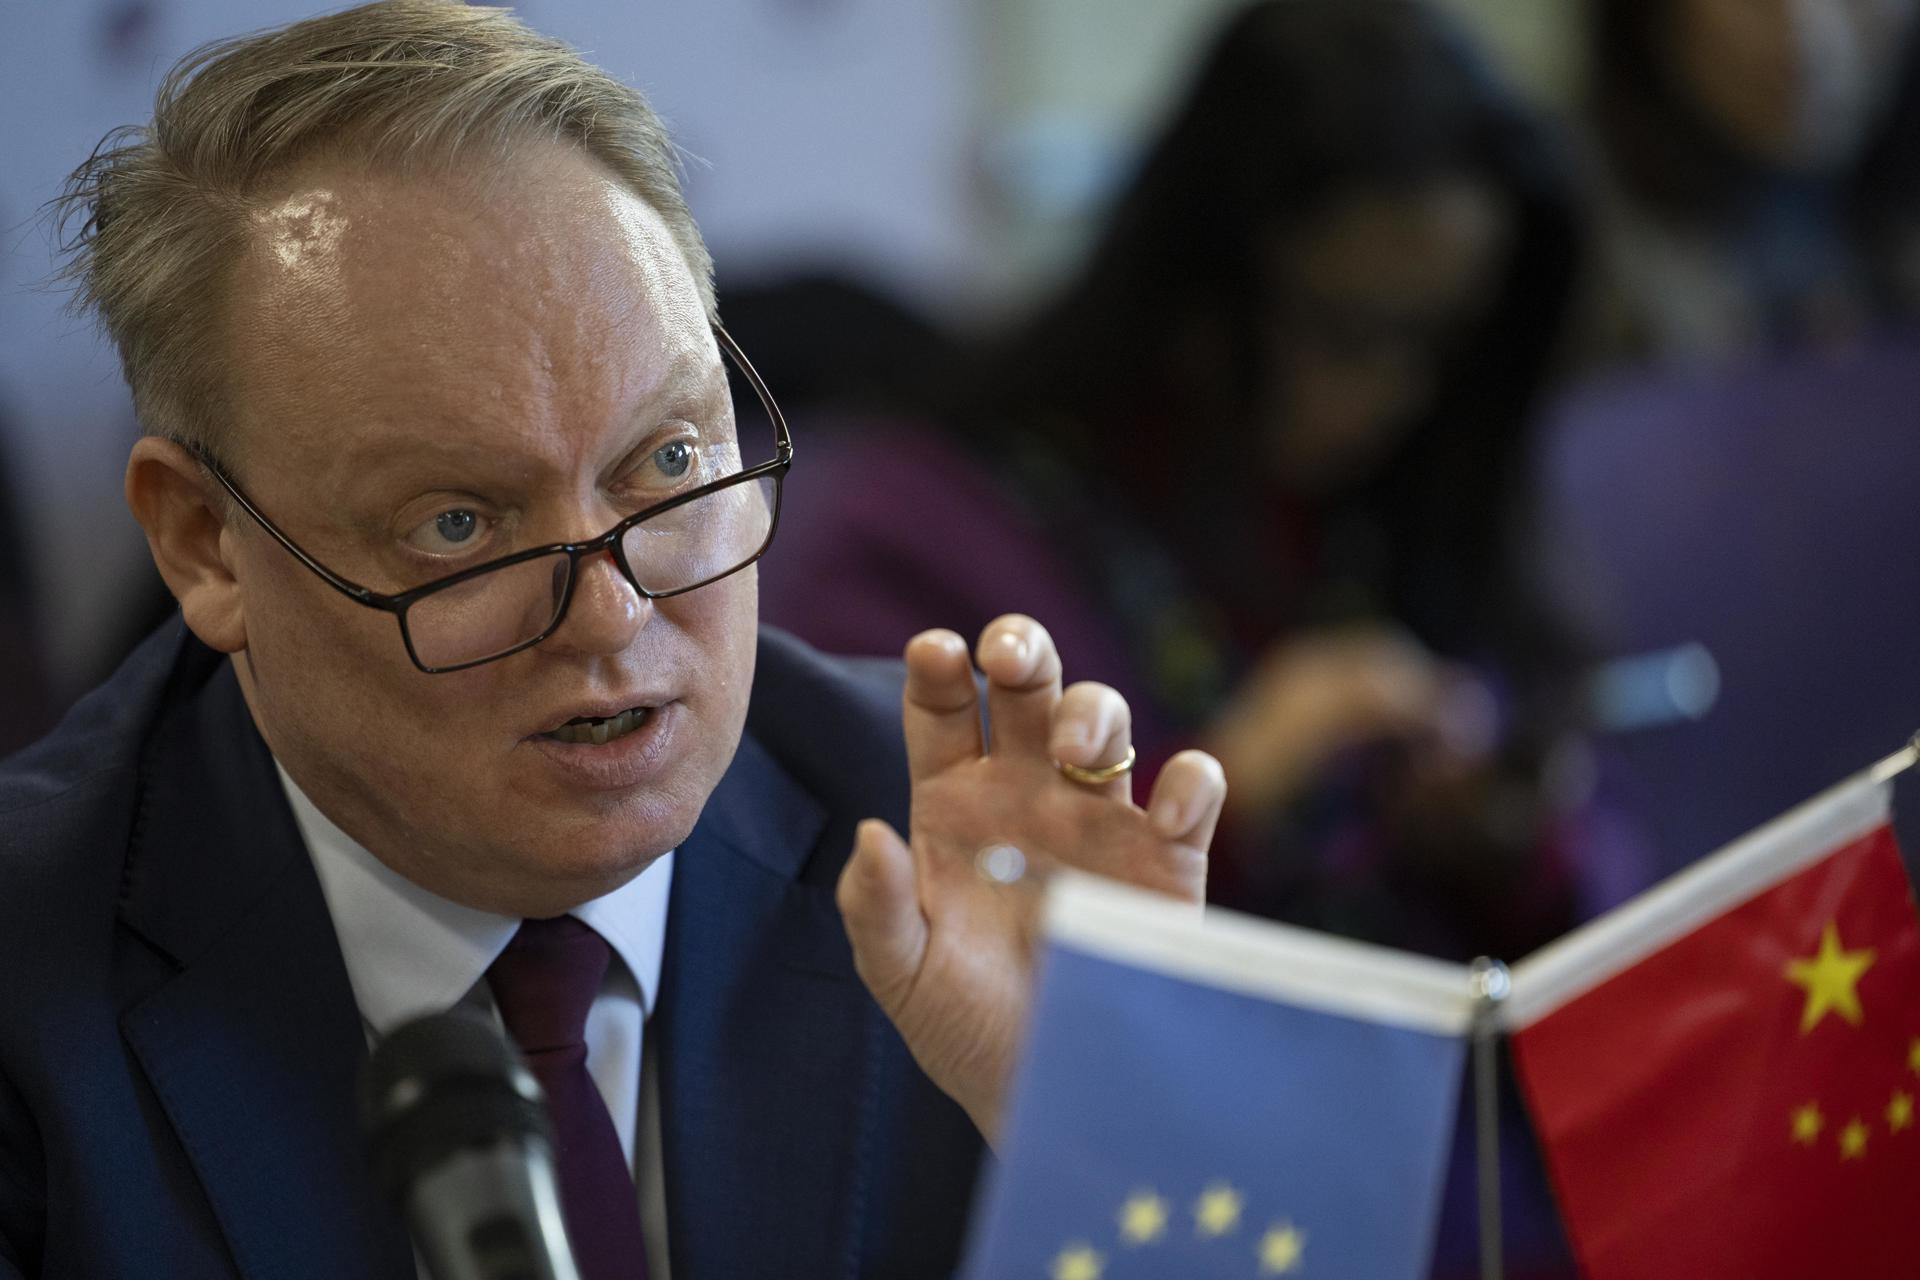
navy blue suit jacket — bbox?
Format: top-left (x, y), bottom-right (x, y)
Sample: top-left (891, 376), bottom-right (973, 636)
top-left (0, 621), bottom-right (982, 1278)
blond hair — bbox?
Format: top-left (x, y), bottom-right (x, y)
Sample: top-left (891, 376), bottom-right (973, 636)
top-left (55, 0), bottom-right (714, 458)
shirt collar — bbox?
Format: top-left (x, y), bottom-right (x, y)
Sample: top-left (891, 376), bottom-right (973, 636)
top-left (276, 764), bottom-right (673, 1036)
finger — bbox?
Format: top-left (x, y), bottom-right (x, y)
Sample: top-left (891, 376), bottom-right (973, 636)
top-left (1145, 749), bottom-right (1227, 896)
top-left (1345, 640), bottom-right (1450, 737)
top-left (902, 628), bottom-right (983, 783)
top-left (1050, 681), bottom-right (1134, 803)
top-left (1430, 672), bottom-right (1500, 762)
top-left (836, 819), bottom-right (930, 1017)
top-left (975, 614), bottom-right (1063, 760)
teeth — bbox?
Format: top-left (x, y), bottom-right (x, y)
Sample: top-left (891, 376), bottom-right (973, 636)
top-left (546, 707), bottom-right (648, 746)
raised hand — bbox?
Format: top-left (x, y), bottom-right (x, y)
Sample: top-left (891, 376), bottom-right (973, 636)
top-left (1202, 627), bottom-right (1497, 824)
top-left (836, 615), bottom-right (1223, 1143)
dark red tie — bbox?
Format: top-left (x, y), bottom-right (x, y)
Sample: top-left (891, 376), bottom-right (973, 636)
top-left (487, 916), bottom-right (650, 1280)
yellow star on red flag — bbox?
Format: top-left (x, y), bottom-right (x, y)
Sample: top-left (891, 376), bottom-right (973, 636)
top-left (1784, 922), bottom-right (1876, 1033)
top-left (1790, 1103), bottom-right (1824, 1145)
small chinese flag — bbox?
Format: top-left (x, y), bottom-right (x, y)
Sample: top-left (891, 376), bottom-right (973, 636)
top-left (1506, 768), bottom-right (1920, 1278)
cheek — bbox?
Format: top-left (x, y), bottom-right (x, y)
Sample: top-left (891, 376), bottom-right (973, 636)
top-left (242, 553), bottom-right (399, 700)
top-left (243, 566), bottom-right (494, 797)
top-left (1280, 349), bottom-right (1405, 436)
top-left (665, 566), bottom-right (760, 722)
top-left (1269, 352), bottom-right (1429, 487)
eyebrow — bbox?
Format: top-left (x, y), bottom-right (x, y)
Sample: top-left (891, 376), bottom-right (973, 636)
top-left (330, 344), bottom-right (728, 482)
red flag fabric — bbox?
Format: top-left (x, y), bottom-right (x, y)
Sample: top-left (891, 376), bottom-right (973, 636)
top-left (1508, 773), bottom-right (1920, 1278)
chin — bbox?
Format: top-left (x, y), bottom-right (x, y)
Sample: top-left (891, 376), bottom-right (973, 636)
top-left (531, 836), bottom-right (670, 896)
top-left (463, 821), bottom-right (673, 918)
top-left (534, 780), bottom-right (702, 868)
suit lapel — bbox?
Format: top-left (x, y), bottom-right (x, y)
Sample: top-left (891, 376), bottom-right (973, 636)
top-left (657, 730), bottom-right (888, 1280)
top-left (117, 653), bottom-right (414, 1280)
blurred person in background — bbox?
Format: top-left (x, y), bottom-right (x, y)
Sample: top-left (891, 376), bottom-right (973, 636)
top-left (1537, 0), bottom-right (1920, 872)
top-left (1583, 0), bottom-right (1920, 366)
top-left (767, 0), bottom-right (1641, 966)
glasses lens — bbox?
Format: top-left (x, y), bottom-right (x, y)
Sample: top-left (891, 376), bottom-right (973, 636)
top-left (403, 552), bottom-right (570, 670)
top-left (620, 471), bottom-right (778, 594)
top-left (620, 372), bottom-right (782, 594)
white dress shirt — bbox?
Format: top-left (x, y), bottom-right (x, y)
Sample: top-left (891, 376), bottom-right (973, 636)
top-left (277, 766), bottom-right (675, 1279)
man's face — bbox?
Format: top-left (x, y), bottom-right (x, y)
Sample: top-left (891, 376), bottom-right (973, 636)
top-left (218, 142), bottom-right (757, 916)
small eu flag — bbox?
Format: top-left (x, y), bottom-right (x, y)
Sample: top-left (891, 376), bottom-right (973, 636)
top-left (962, 874), bottom-right (1473, 1280)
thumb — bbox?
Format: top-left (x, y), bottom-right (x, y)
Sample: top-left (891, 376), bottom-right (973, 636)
top-left (836, 818), bottom-right (929, 1017)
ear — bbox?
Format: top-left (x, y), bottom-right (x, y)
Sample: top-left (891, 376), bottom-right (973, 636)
top-left (125, 438), bottom-right (248, 655)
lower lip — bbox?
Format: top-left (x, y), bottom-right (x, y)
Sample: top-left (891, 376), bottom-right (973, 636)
top-left (522, 702), bottom-right (681, 791)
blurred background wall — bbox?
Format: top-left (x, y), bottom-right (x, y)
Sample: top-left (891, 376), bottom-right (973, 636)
top-left (977, 0), bottom-right (1582, 291)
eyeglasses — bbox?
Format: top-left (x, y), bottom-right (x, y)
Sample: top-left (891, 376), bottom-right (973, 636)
top-left (197, 325), bottom-right (792, 674)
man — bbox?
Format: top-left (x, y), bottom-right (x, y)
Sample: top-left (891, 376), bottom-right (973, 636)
top-left (0, 4), bottom-right (1223, 1278)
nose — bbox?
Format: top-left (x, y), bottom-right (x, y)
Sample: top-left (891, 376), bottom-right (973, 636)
top-left (546, 547), bottom-right (650, 657)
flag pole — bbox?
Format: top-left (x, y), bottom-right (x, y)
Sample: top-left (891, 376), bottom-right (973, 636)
top-left (1469, 957), bottom-right (1511, 1280)
top-left (1867, 732), bottom-right (1920, 784)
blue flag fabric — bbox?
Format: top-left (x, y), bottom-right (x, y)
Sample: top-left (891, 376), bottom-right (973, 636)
top-left (963, 876), bottom-right (1471, 1280)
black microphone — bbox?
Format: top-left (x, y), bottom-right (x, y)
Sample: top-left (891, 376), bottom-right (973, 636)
top-left (362, 1010), bottom-right (582, 1280)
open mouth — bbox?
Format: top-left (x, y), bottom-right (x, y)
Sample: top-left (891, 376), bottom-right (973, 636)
top-left (542, 706), bottom-right (652, 746)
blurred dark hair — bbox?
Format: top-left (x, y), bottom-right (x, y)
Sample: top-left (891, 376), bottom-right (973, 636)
top-left (717, 271), bottom-right (948, 414)
top-left (953, 0), bottom-right (1584, 687)
top-left (1591, 0), bottom-right (1920, 269)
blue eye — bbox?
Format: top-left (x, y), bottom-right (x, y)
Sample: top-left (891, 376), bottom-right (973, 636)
top-left (435, 510), bottom-right (479, 543)
top-left (403, 505), bottom-right (496, 558)
top-left (653, 441), bottom-right (693, 479)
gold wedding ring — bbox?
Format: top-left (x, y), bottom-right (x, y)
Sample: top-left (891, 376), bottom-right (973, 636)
top-left (1056, 744), bottom-right (1136, 786)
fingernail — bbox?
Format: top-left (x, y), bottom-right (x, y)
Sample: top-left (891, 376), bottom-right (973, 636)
top-left (991, 629), bottom-right (1030, 671)
top-left (1440, 679), bottom-right (1500, 759)
top-left (1051, 724), bottom-right (1090, 756)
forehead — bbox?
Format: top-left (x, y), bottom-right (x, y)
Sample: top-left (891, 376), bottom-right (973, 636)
top-left (223, 141), bottom-right (713, 469)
